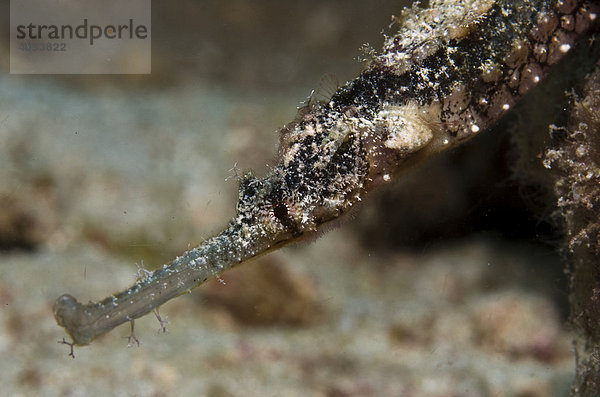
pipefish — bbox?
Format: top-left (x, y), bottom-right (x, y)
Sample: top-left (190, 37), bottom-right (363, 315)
top-left (54, 0), bottom-right (600, 353)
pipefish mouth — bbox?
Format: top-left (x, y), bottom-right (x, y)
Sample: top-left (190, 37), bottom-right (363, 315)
top-left (54, 0), bottom-right (600, 351)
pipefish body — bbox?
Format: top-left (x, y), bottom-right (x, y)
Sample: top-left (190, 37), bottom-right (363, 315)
top-left (54, 0), bottom-right (600, 349)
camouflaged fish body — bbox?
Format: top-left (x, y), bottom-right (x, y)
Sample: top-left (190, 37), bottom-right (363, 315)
top-left (54, 0), bottom-right (600, 347)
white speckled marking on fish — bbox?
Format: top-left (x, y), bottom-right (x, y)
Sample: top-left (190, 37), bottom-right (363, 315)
top-left (54, 0), bottom-right (600, 350)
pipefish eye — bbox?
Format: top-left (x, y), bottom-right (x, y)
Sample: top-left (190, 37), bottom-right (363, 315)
top-left (267, 201), bottom-right (302, 238)
top-left (272, 202), bottom-right (288, 220)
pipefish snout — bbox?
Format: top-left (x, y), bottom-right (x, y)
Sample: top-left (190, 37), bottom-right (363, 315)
top-left (53, 0), bottom-right (600, 352)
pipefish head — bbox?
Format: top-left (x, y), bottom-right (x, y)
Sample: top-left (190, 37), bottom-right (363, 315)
top-left (233, 105), bottom-right (376, 248)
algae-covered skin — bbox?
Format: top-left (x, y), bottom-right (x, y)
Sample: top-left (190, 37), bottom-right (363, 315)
top-left (54, 0), bottom-right (600, 348)
top-left (544, 66), bottom-right (600, 396)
